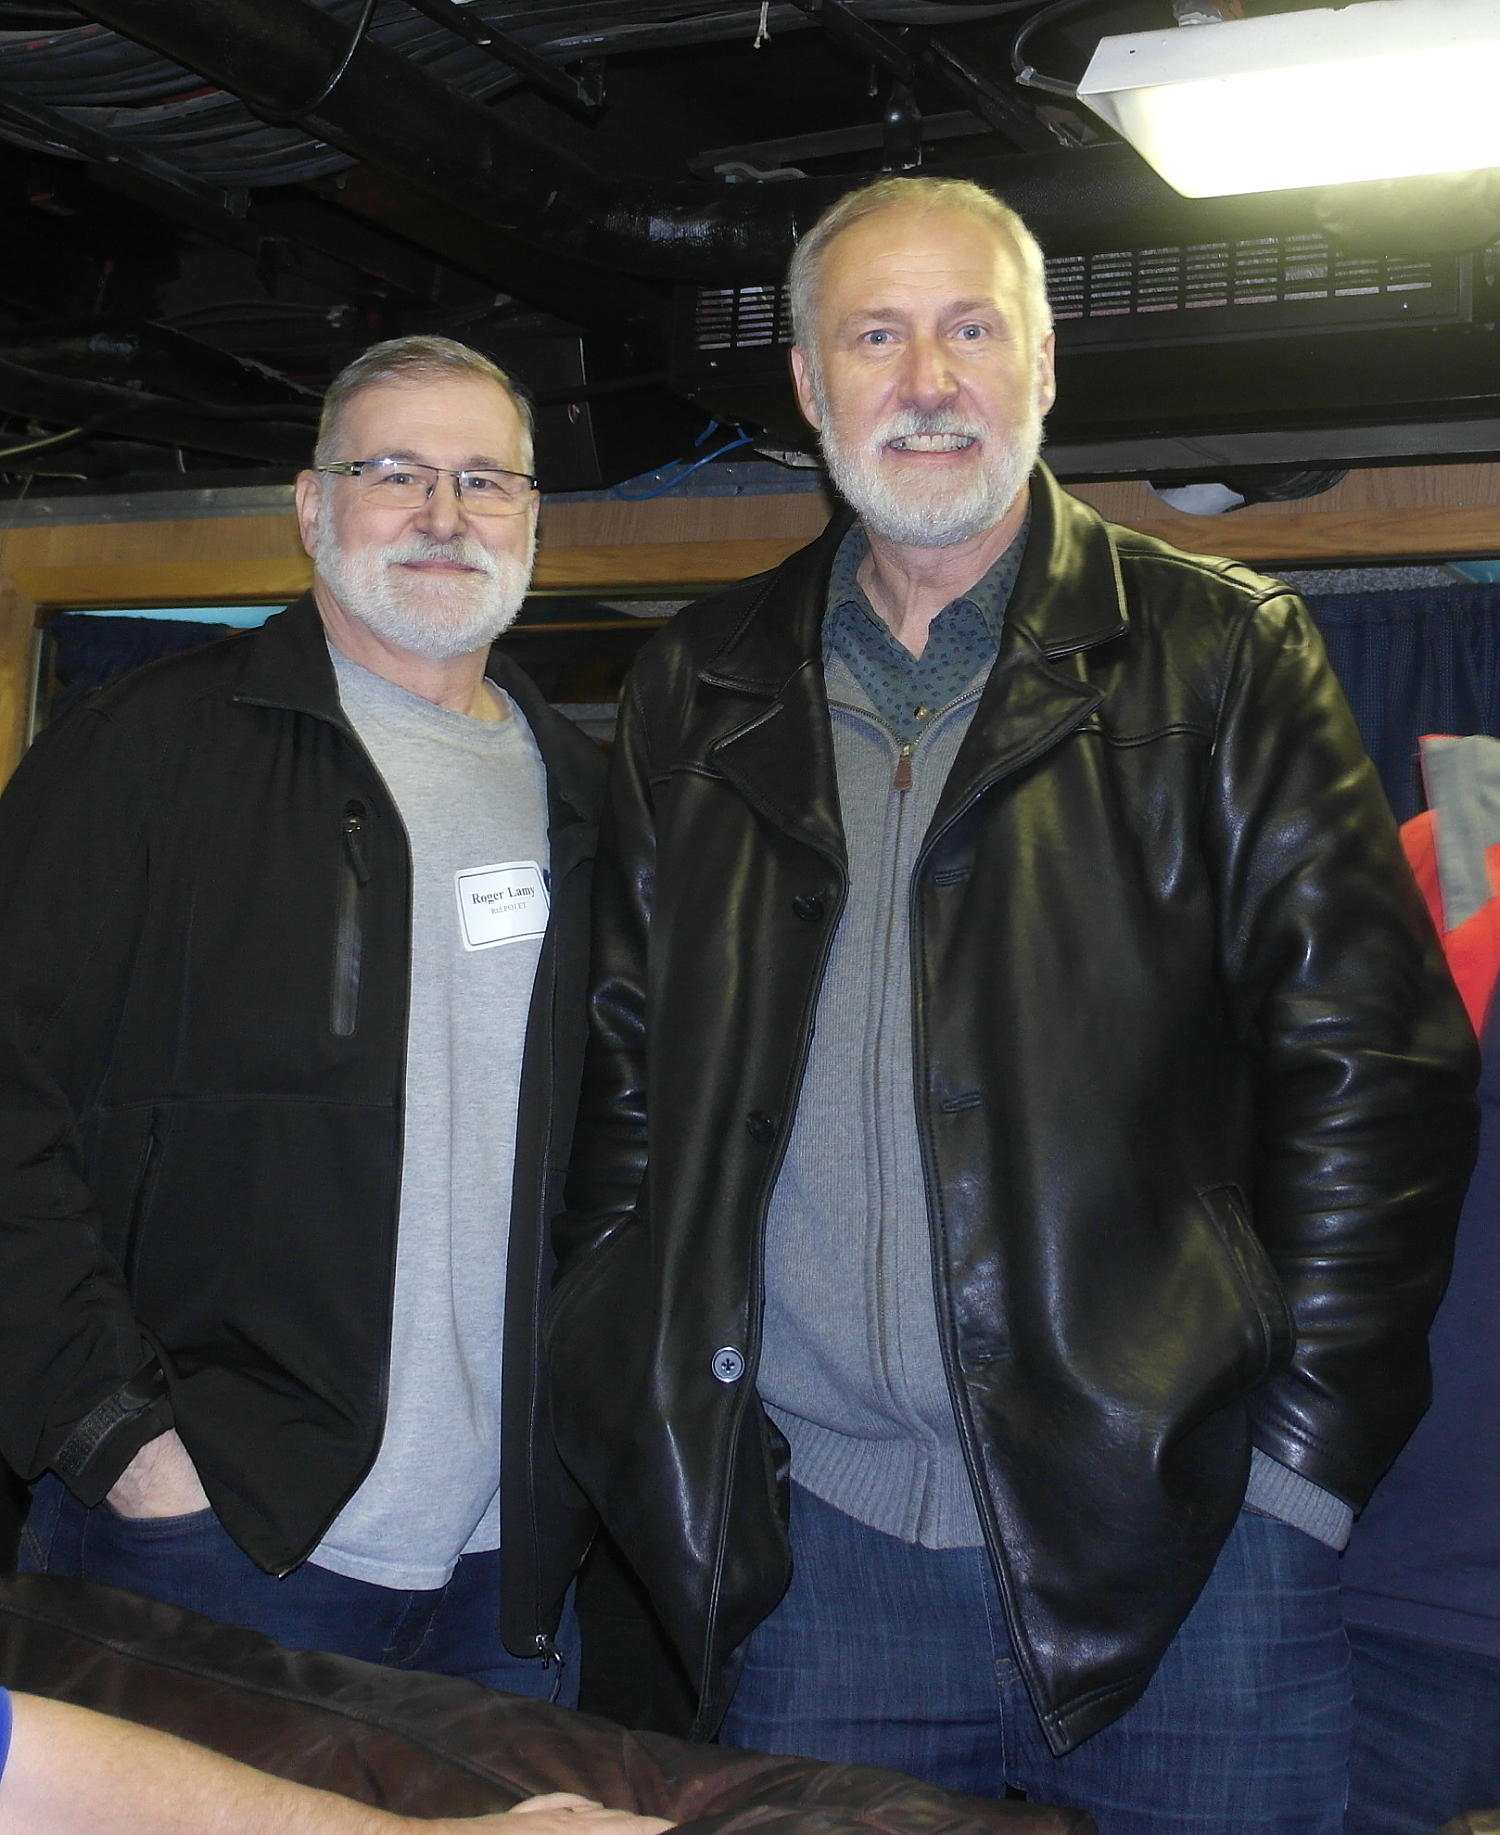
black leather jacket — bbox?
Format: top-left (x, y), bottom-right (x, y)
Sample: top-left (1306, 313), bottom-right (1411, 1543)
top-left (550, 469), bottom-right (1478, 1753)
top-left (0, 597), bottom-right (603, 1655)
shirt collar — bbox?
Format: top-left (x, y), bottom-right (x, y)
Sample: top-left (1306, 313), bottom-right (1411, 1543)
top-left (823, 513), bottom-right (1030, 657)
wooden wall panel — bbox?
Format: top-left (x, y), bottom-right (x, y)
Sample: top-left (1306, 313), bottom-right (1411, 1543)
top-left (1069, 466), bottom-right (1500, 566)
top-left (0, 578), bottom-right (38, 789)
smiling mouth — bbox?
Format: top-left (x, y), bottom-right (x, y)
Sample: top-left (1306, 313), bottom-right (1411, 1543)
top-left (886, 433), bottom-right (976, 453)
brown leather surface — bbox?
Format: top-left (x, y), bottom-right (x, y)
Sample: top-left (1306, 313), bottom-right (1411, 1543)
top-left (0, 1575), bottom-right (1092, 1833)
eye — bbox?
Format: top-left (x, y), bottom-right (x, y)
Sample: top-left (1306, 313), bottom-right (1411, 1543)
top-left (373, 464), bottom-right (422, 487)
top-left (955, 323), bottom-right (988, 341)
top-left (459, 470), bottom-right (504, 494)
top-left (860, 328), bottom-right (893, 346)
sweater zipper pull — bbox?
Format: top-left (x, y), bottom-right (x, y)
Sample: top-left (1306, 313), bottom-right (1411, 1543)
top-left (892, 744), bottom-right (914, 791)
top-left (535, 1632), bottom-right (563, 1671)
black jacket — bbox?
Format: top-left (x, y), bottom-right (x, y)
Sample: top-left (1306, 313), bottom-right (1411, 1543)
top-left (0, 596), bottom-right (603, 1654)
top-left (549, 469), bottom-right (1478, 1752)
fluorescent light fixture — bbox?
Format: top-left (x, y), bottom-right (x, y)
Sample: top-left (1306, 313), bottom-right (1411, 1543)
top-left (1076, 0), bottom-right (1500, 199)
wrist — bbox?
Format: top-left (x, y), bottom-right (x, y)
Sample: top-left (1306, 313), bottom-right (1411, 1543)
top-left (54, 1360), bottom-right (174, 1505)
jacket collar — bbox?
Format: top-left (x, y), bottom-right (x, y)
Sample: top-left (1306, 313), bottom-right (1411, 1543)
top-left (700, 464), bottom-right (1128, 699)
top-left (1007, 463), bottom-right (1129, 657)
top-left (233, 593), bottom-right (346, 724)
top-left (232, 592), bottom-right (598, 834)
top-left (695, 468), bottom-right (1128, 863)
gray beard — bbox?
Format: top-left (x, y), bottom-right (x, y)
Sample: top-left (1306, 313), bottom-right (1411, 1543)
top-left (315, 521), bottom-right (534, 661)
top-left (819, 406), bottom-right (1042, 549)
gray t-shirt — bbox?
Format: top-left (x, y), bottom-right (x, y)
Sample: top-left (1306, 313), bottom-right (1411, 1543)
top-left (312, 650), bottom-right (549, 1589)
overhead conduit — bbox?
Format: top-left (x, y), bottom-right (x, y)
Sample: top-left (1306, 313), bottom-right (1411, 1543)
top-left (51, 0), bottom-right (1332, 283)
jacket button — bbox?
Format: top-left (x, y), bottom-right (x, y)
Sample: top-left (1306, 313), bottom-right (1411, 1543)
top-left (791, 894), bottom-right (825, 922)
top-left (745, 1112), bottom-right (776, 1143)
top-left (711, 1347), bottom-right (745, 1383)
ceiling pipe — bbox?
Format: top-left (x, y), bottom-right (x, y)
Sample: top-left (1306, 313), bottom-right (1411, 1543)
top-left (78, 0), bottom-right (1330, 283)
top-left (0, 352), bottom-right (316, 464)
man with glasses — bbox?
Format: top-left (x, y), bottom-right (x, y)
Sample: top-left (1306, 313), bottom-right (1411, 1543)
top-left (0, 336), bottom-right (604, 1696)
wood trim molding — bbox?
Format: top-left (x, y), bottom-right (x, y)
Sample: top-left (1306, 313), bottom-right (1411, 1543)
top-left (0, 464), bottom-right (1493, 608)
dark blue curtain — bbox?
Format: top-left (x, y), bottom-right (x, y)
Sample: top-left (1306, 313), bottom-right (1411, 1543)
top-left (46, 613), bottom-right (235, 723)
top-left (1307, 585), bottom-right (1500, 824)
top-left (40, 586), bottom-right (1500, 825)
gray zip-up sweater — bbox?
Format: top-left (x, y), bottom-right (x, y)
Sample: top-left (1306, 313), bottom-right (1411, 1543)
top-left (757, 527), bottom-right (1352, 1552)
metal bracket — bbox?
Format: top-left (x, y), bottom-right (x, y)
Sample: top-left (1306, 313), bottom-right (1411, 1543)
top-left (784, 0), bottom-right (1056, 153)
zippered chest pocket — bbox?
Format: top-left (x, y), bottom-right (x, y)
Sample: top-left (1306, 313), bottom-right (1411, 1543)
top-left (330, 799), bottom-right (371, 1037)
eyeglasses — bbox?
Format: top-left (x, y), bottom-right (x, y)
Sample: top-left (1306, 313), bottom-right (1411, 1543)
top-left (315, 457), bottom-right (538, 515)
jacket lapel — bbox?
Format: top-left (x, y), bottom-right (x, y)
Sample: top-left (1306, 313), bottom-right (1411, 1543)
top-left (927, 467), bottom-right (1128, 840)
top-left (699, 519), bottom-right (850, 871)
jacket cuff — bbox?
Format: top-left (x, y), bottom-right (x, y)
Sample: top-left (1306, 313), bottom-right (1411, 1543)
top-left (52, 1361), bottom-right (174, 1506)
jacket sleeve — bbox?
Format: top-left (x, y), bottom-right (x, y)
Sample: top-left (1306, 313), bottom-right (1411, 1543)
top-left (1204, 588), bottom-right (1478, 1507)
top-left (551, 665), bottom-right (658, 1280)
top-left (0, 706), bottom-right (172, 1502)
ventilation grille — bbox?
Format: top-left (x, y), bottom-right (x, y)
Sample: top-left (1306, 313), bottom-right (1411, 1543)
top-left (1050, 234), bottom-right (1468, 346)
top-left (680, 234), bottom-right (1478, 366)
top-left (692, 284), bottom-right (794, 351)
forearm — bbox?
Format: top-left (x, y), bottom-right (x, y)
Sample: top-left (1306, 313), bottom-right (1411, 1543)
top-left (0, 1694), bottom-right (436, 1835)
top-left (1209, 590), bottom-right (1478, 1494)
top-left (555, 677), bottom-right (655, 1267)
top-left (0, 1696), bottom-right (672, 1835)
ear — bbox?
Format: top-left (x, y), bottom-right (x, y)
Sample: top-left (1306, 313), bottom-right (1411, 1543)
top-left (1035, 331), bottom-right (1058, 417)
top-left (789, 346), bottom-right (822, 431)
top-left (293, 470), bottom-right (323, 558)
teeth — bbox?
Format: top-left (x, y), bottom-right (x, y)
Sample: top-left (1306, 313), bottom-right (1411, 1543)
top-left (889, 434), bottom-right (973, 452)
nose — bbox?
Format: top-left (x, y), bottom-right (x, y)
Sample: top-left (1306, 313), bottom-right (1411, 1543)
top-left (414, 470), bottom-right (466, 539)
top-left (899, 334), bottom-right (959, 414)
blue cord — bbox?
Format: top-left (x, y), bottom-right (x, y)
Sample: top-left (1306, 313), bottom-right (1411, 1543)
top-left (611, 426), bottom-right (755, 500)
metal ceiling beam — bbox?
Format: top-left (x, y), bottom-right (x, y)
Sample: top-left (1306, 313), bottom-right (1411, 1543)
top-left (0, 81), bottom-right (247, 217)
top-left (395, 0), bottom-right (604, 116)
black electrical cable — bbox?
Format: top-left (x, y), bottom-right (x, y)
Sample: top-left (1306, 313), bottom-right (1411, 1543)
top-left (1009, 0), bottom-right (1101, 98)
top-left (263, 0), bottom-right (382, 121)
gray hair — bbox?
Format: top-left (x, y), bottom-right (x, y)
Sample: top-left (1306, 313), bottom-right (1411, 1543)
top-left (786, 176), bottom-right (1053, 368)
top-left (313, 334), bottom-right (535, 470)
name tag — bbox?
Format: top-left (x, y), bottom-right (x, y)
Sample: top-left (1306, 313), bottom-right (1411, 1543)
top-left (455, 860), bottom-right (550, 951)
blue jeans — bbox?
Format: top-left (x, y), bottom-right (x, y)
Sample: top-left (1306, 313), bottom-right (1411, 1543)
top-left (20, 1472), bottom-right (578, 1704)
top-left (1345, 1623), bottom-right (1500, 1835)
top-left (721, 1485), bottom-right (1349, 1835)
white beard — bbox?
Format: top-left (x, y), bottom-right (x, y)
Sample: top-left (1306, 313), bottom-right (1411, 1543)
top-left (315, 520), bottom-right (534, 661)
top-left (818, 399), bottom-right (1043, 550)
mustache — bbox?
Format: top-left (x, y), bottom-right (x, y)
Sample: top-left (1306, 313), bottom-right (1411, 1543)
top-left (378, 534), bottom-right (499, 575)
top-left (871, 411), bottom-right (983, 443)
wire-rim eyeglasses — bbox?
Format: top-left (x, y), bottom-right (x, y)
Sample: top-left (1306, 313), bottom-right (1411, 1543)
top-left (316, 457), bottom-right (538, 515)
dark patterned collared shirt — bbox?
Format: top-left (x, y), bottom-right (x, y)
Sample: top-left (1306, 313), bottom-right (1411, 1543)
top-left (823, 515), bottom-right (1029, 741)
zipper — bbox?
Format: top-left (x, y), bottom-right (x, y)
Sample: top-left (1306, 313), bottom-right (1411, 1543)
top-left (329, 800), bottom-right (370, 1038)
top-left (122, 1115), bottom-right (163, 1288)
top-left (892, 743), bottom-right (914, 790)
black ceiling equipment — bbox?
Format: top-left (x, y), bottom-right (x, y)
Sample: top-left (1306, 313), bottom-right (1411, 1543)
top-left (0, 0), bottom-right (1492, 491)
